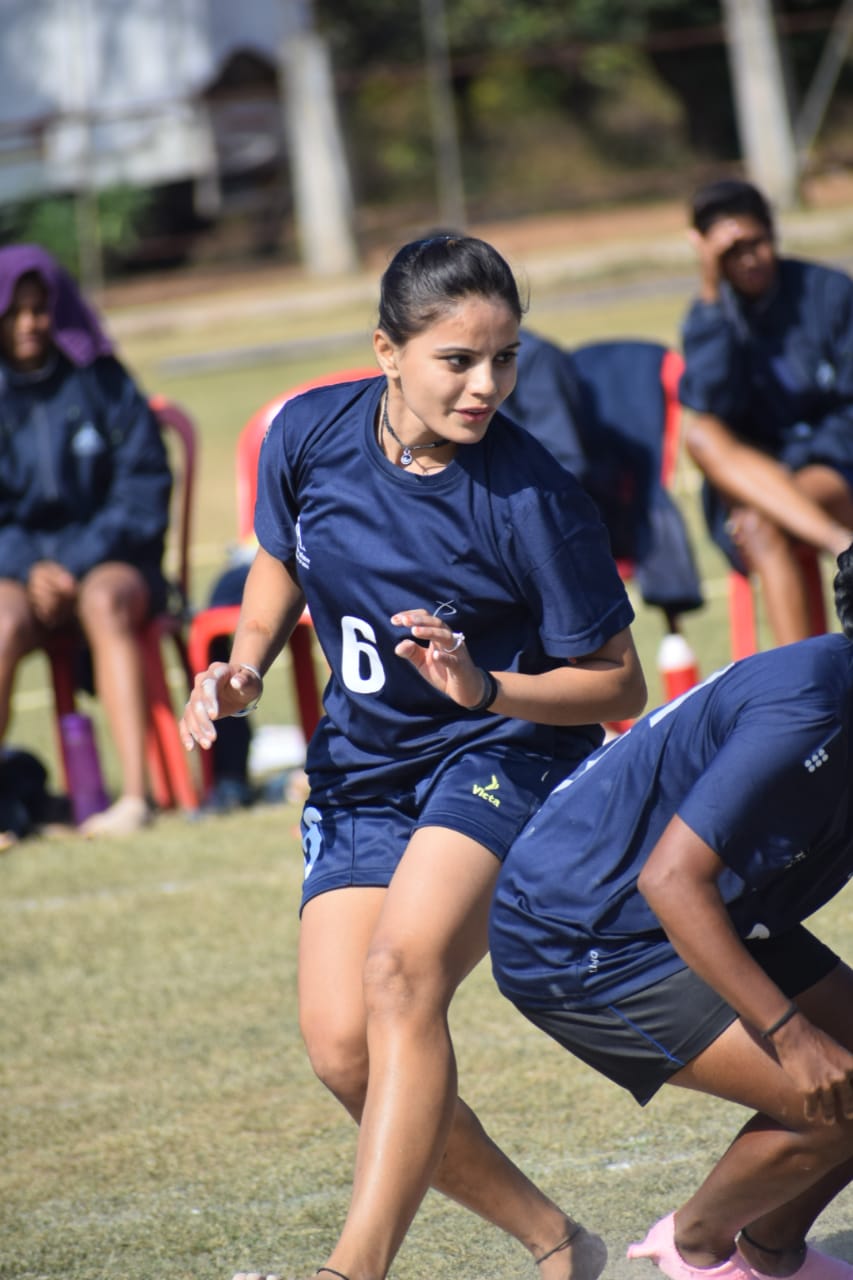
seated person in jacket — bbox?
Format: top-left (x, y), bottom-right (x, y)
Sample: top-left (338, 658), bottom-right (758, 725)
top-left (0, 245), bottom-right (172, 836)
top-left (680, 178), bottom-right (853, 647)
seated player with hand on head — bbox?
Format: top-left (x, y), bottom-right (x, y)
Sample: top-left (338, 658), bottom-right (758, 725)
top-left (680, 178), bottom-right (853, 647)
top-left (490, 543), bottom-right (853, 1280)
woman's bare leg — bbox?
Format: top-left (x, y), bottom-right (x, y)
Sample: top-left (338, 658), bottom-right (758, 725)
top-left (662, 963), bottom-right (853, 1271)
top-left (687, 419), bottom-right (853, 645)
top-left (734, 962), bottom-right (853, 1276)
top-left (0, 579), bottom-right (41, 741)
top-left (76, 563), bottom-right (150, 829)
top-left (290, 841), bottom-right (604, 1280)
top-left (685, 415), bottom-right (853, 556)
top-left (728, 507), bottom-right (813, 645)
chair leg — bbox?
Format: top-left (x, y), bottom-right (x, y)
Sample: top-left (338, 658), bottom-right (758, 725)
top-left (139, 623), bottom-right (200, 811)
top-left (729, 570), bottom-right (758, 661)
top-left (801, 548), bottom-right (828, 636)
top-left (144, 714), bottom-right (173, 811)
top-left (187, 607), bottom-right (242, 803)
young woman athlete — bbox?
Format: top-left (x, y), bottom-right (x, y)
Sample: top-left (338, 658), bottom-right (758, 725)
top-left (491, 547), bottom-right (853, 1280)
top-left (180, 233), bottom-right (646, 1280)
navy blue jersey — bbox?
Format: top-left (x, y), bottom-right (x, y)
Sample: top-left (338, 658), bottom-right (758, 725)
top-left (491, 634), bottom-right (853, 1010)
top-left (255, 375), bottom-right (634, 802)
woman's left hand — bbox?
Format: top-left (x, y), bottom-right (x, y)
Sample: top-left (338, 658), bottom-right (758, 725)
top-left (392, 609), bottom-right (487, 708)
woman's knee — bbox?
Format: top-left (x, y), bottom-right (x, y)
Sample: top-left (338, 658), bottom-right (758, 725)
top-left (300, 1012), bottom-right (369, 1109)
top-left (796, 1111), bottom-right (853, 1171)
top-left (362, 938), bottom-right (446, 1023)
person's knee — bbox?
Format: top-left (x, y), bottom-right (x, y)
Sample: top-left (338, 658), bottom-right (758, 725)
top-left (301, 1015), bottom-right (369, 1109)
top-left (362, 938), bottom-right (443, 1024)
top-left (77, 566), bottom-right (145, 631)
top-left (798, 1111), bottom-right (853, 1171)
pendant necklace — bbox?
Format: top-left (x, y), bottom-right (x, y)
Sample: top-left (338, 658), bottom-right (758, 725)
top-left (381, 394), bottom-right (444, 468)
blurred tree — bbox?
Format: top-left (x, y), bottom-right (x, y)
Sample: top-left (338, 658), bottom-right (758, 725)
top-left (315, 0), bottom-right (853, 221)
top-left (0, 186), bottom-right (152, 279)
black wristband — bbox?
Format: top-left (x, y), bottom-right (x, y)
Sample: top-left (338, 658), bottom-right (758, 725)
top-left (760, 1001), bottom-right (799, 1040)
top-left (466, 669), bottom-right (500, 712)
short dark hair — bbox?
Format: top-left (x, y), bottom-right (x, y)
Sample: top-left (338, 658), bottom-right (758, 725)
top-left (377, 234), bottom-right (525, 344)
top-left (690, 179), bottom-right (774, 236)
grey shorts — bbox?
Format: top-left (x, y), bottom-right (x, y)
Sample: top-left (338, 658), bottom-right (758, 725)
top-left (519, 926), bottom-right (840, 1105)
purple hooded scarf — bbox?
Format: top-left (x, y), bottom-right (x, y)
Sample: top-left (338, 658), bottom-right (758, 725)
top-left (0, 243), bottom-right (114, 368)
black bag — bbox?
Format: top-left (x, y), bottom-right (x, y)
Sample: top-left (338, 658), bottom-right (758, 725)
top-left (0, 748), bottom-right (52, 836)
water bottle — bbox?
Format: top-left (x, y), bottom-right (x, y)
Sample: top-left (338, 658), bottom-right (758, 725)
top-left (58, 713), bottom-right (110, 825)
top-left (657, 632), bottom-right (700, 702)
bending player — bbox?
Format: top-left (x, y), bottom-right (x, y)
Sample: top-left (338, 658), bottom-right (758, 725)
top-left (490, 545), bottom-right (853, 1280)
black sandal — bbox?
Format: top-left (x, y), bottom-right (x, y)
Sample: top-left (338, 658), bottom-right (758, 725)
top-left (535, 1223), bottom-right (582, 1265)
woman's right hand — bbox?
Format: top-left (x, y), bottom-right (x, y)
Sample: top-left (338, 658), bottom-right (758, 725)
top-left (179, 661), bottom-right (262, 751)
top-left (770, 1013), bottom-right (853, 1123)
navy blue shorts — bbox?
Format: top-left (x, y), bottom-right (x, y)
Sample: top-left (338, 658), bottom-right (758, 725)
top-left (518, 926), bottom-right (840, 1106)
top-left (299, 745), bottom-right (571, 910)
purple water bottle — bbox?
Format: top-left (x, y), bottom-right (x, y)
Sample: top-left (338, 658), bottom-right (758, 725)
top-left (58, 713), bottom-right (110, 825)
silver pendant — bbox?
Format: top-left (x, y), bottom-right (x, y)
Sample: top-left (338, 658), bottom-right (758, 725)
top-left (401, 447), bottom-right (413, 466)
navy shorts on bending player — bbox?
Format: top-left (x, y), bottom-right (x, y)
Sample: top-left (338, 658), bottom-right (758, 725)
top-left (298, 744), bottom-right (571, 911)
top-left (518, 927), bottom-right (840, 1106)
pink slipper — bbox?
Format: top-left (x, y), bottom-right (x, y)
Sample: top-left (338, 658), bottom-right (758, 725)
top-left (743, 1246), bottom-right (853, 1280)
top-left (628, 1213), bottom-right (754, 1280)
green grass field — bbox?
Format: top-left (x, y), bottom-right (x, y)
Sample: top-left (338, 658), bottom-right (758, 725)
top-left (3, 229), bottom-right (853, 1279)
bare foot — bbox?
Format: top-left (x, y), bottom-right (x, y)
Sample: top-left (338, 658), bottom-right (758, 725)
top-left (79, 795), bottom-right (151, 838)
top-left (538, 1224), bottom-right (608, 1280)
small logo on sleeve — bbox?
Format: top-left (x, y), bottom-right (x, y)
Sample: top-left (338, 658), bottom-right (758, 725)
top-left (804, 747), bottom-right (829, 773)
top-left (472, 774), bottom-right (501, 807)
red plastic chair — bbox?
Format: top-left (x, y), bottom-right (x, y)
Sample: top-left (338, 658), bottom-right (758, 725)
top-left (187, 367), bottom-right (378, 801)
top-left (46, 396), bottom-right (200, 812)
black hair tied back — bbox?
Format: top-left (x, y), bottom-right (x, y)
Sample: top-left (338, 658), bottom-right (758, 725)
top-left (833, 541), bottom-right (853, 640)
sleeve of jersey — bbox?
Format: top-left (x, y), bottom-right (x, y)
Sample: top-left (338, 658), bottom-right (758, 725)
top-left (504, 481), bottom-right (635, 657)
top-left (676, 689), bottom-right (843, 887)
top-left (789, 272), bottom-right (853, 469)
top-left (679, 300), bottom-right (750, 421)
top-left (253, 405), bottom-right (299, 563)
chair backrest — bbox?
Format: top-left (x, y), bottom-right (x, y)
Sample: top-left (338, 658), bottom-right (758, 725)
top-left (235, 367), bottom-right (378, 539)
top-left (148, 394), bottom-right (197, 607)
top-left (568, 339), bottom-right (684, 562)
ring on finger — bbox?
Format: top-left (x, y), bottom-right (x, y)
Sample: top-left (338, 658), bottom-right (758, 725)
top-left (441, 631), bottom-right (465, 654)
